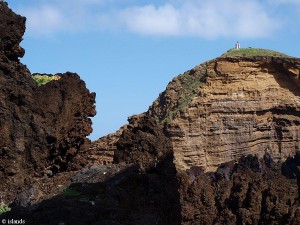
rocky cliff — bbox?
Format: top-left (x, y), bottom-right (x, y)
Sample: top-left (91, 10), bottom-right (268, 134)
top-left (85, 128), bottom-right (124, 166)
top-left (2, 115), bottom-right (182, 225)
top-left (178, 153), bottom-right (300, 225)
top-left (96, 50), bottom-right (300, 173)
top-left (0, 2), bottom-right (96, 204)
top-left (148, 52), bottom-right (300, 171)
top-left (4, 115), bottom-right (300, 225)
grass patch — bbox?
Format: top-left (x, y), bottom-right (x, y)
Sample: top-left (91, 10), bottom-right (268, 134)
top-left (32, 73), bottom-right (61, 86)
top-left (63, 187), bottom-right (81, 197)
top-left (0, 203), bottom-right (11, 215)
top-left (63, 184), bottom-right (95, 201)
top-left (221, 48), bottom-right (292, 58)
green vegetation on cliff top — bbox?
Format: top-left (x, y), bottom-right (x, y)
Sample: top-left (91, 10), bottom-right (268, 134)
top-left (221, 48), bottom-right (292, 58)
top-left (159, 48), bottom-right (296, 124)
top-left (32, 73), bottom-right (61, 86)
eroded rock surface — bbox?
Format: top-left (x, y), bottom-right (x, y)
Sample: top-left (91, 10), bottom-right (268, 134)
top-left (178, 153), bottom-right (300, 225)
top-left (86, 128), bottom-right (124, 166)
top-left (149, 56), bottom-right (300, 171)
top-left (2, 115), bottom-right (182, 225)
top-left (0, 2), bottom-right (96, 204)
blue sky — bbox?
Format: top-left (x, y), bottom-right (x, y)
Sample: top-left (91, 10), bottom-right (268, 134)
top-left (6, 0), bottom-right (300, 140)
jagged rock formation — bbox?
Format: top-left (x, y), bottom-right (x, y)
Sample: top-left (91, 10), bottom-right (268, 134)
top-left (114, 114), bottom-right (173, 170)
top-left (0, 2), bottom-right (25, 61)
top-left (148, 54), bottom-right (300, 171)
top-left (0, 2), bottom-right (96, 204)
top-left (2, 116), bottom-right (182, 225)
top-left (4, 117), bottom-right (300, 224)
top-left (112, 111), bottom-right (300, 225)
top-left (178, 153), bottom-right (300, 225)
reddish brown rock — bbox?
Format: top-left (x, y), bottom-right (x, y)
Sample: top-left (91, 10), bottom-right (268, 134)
top-left (86, 128), bottom-right (125, 166)
top-left (178, 154), bottom-right (300, 225)
top-left (0, 2), bottom-right (96, 204)
top-left (0, 2), bottom-right (25, 61)
top-left (114, 114), bottom-right (173, 170)
top-left (149, 56), bottom-right (300, 171)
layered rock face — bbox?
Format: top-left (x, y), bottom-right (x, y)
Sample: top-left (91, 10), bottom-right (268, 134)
top-left (0, 2), bottom-right (96, 203)
top-left (149, 56), bottom-right (300, 171)
top-left (84, 131), bottom-right (121, 166)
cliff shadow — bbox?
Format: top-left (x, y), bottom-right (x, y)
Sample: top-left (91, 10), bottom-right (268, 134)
top-left (269, 63), bottom-right (300, 98)
top-left (0, 153), bottom-right (182, 225)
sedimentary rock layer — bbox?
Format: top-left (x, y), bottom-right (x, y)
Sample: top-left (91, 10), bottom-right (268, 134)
top-left (86, 130), bottom-right (123, 166)
top-left (149, 56), bottom-right (300, 171)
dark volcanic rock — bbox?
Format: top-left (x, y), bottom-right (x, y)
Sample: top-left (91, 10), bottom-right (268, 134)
top-left (178, 154), bottom-right (300, 225)
top-left (2, 114), bottom-right (182, 225)
top-left (32, 72), bottom-right (96, 173)
top-left (114, 114), bottom-right (182, 224)
top-left (114, 114), bottom-right (173, 170)
top-left (0, 2), bottom-right (25, 61)
top-left (4, 149), bottom-right (300, 224)
top-left (0, 2), bottom-right (96, 204)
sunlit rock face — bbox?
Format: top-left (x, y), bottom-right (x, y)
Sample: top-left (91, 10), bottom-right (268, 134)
top-left (149, 55), bottom-right (300, 171)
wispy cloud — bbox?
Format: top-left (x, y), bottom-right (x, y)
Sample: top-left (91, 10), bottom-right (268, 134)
top-left (17, 0), bottom-right (111, 36)
top-left (119, 0), bottom-right (279, 38)
top-left (269, 0), bottom-right (300, 4)
top-left (21, 5), bottom-right (65, 36)
top-left (119, 4), bottom-right (181, 36)
top-left (16, 0), bottom-right (281, 38)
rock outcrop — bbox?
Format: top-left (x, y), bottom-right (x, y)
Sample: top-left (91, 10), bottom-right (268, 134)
top-left (110, 106), bottom-right (300, 225)
top-left (2, 115), bottom-right (182, 225)
top-left (178, 153), bottom-right (300, 225)
top-left (85, 128), bottom-right (124, 166)
top-left (96, 52), bottom-right (300, 173)
top-left (0, 2), bottom-right (96, 204)
top-left (0, 2), bottom-right (25, 61)
top-left (114, 114), bottom-right (173, 170)
top-left (4, 125), bottom-right (300, 225)
top-left (149, 55), bottom-right (300, 171)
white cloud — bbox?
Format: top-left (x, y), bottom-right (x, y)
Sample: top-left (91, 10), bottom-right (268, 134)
top-left (17, 0), bottom-right (281, 38)
top-left (18, 0), bottom-right (113, 36)
top-left (120, 0), bottom-right (279, 38)
top-left (120, 4), bottom-right (181, 36)
top-left (22, 5), bottom-right (64, 36)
